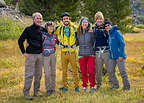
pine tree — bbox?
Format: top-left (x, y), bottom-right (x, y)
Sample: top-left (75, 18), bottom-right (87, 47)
top-left (81, 0), bottom-right (131, 25)
top-left (18, 0), bottom-right (80, 21)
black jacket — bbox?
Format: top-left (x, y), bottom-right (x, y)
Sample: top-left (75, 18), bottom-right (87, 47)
top-left (92, 24), bottom-right (109, 51)
top-left (18, 23), bottom-right (46, 54)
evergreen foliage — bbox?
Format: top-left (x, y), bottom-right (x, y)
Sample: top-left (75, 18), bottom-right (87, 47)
top-left (7, 0), bottom-right (133, 33)
top-left (18, 0), bottom-right (80, 21)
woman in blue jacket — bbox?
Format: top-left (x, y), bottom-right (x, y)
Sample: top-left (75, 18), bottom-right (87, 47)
top-left (104, 19), bottom-right (130, 90)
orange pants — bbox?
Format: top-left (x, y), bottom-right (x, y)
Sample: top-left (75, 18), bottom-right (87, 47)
top-left (61, 52), bottom-right (79, 88)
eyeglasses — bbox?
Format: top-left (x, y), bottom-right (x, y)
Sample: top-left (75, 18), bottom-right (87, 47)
top-left (105, 24), bottom-right (110, 28)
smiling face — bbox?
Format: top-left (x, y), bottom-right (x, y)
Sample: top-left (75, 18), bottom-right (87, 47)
top-left (62, 16), bottom-right (70, 26)
top-left (96, 17), bottom-right (103, 26)
top-left (47, 25), bottom-right (54, 33)
top-left (105, 24), bottom-right (112, 31)
top-left (82, 19), bottom-right (88, 29)
top-left (33, 14), bottom-right (42, 26)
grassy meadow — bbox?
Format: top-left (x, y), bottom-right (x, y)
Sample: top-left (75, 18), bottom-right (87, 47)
top-left (0, 15), bottom-right (144, 103)
top-left (0, 32), bottom-right (144, 103)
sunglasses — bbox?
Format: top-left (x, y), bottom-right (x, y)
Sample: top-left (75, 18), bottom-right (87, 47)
top-left (105, 24), bottom-right (110, 28)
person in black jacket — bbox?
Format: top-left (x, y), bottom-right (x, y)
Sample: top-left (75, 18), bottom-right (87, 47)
top-left (92, 11), bottom-right (112, 91)
top-left (18, 12), bottom-right (45, 100)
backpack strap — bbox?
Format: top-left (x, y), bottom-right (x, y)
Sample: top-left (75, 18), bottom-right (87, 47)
top-left (72, 25), bottom-right (77, 39)
top-left (59, 25), bottom-right (63, 47)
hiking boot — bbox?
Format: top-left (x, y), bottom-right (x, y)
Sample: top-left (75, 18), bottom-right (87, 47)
top-left (62, 88), bottom-right (68, 92)
top-left (110, 85), bottom-right (119, 90)
top-left (95, 86), bottom-right (100, 92)
top-left (83, 87), bottom-right (88, 92)
top-left (34, 92), bottom-right (43, 97)
top-left (51, 90), bottom-right (55, 94)
top-left (123, 86), bottom-right (130, 91)
top-left (46, 90), bottom-right (52, 96)
top-left (75, 88), bottom-right (80, 92)
top-left (24, 94), bottom-right (33, 100)
top-left (90, 87), bottom-right (95, 93)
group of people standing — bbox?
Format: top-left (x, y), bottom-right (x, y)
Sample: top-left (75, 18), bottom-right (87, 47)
top-left (18, 11), bottom-right (131, 100)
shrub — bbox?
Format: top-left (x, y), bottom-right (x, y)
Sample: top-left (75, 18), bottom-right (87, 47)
top-left (0, 15), bottom-right (23, 40)
top-left (136, 24), bottom-right (144, 29)
top-left (139, 16), bottom-right (144, 22)
top-left (118, 16), bottom-right (134, 34)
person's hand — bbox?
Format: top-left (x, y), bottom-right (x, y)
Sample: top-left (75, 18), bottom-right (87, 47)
top-left (88, 29), bottom-right (93, 33)
top-left (23, 53), bottom-right (29, 58)
top-left (61, 44), bottom-right (68, 48)
top-left (71, 44), bottom-right (76, 48)
top-left (118, 57), bottom-right (123, 62)
top-left (26, 42), bottom-right (29, 47)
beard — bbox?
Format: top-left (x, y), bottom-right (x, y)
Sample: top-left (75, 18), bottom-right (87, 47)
top-left (64, 21), bottom-right (69, 26)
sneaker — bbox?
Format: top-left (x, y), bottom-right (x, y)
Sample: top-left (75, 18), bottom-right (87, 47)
top-left (62, 88), bottom-right (68, 92)
top-left (34, 92), bottom-right (43, 97)
top-left (46, 90), bottom-right (52, 96)
top-left (123, 86), bottom-right (130, 91)
top-left (95, 86), bottom-right (100, 92)
top-left (90, 87), bottom-right (95, 93)
top-left (83, 87), bottom-right (88, 92)
top-left (75, 88), bottom-right (80, 92)
top-left (110, 86), bottom-right (119, 90)
top-left (24, 94), bottom-right (33, 100)
top-left (51, 90), bottom-right (55, 94)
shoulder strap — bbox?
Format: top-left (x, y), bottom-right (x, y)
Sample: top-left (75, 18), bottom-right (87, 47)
top-left (72, 25), bottom-right (77, 39)
top-left (58, 25), bottom-right (63, 46)
top-left (59, 25), bottom-right (63, 41)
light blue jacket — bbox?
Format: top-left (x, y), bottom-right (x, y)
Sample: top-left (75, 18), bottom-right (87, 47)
top-left (108, 25), bottom-right (127, 59)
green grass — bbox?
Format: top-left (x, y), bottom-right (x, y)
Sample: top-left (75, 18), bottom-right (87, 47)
top-left (0, 15), bottom-right (23, 40)
top-left (0, 33), bottom-right (144, 103)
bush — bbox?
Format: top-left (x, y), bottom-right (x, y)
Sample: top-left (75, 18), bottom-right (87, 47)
top-left (136, 24), bottom-right (144, 29)
top-left (118, 16), bottom-right (134, 34)
top-left (0, 15), bottom-right (23, 40)
top-left (139, 16), bottom-right (144, 22)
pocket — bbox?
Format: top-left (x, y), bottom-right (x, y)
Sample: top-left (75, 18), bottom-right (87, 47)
top-left (43, 50), bottom-right (50, 56)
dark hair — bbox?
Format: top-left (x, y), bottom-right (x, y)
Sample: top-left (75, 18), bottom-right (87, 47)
top-left (104, 18), bottom-right (112, 26)
top-left (61, 12), bottom-right (70, 18)
top-left (77, 17), bottom-right (90, 36)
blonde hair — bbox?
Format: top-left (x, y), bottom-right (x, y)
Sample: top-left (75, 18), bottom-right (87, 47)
top-left (95, 11), bottom-right (104, 21)
top-left (32, 12), bottom-right (43, 20)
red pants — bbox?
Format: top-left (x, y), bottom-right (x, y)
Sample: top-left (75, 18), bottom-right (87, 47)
top-left (79, 56), bottom-right (96, 88)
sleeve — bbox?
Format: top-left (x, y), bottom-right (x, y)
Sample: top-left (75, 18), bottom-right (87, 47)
top-left (54, 26), bottom-right (60, 36)
top-left (116, 31), bottom-right (125, 58)
top-left (18, 27), bottom-right (28, 54)
top-left (75, 33), bottom-right (79, 46)
top-left (55, 34), bottom-right (60, 45)
top-left (104, 30), bottom-right (109, 39)
top-left (91, 32), bottom-right (96, 50)
top-left (73, 25), bottom-right (79, 46)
